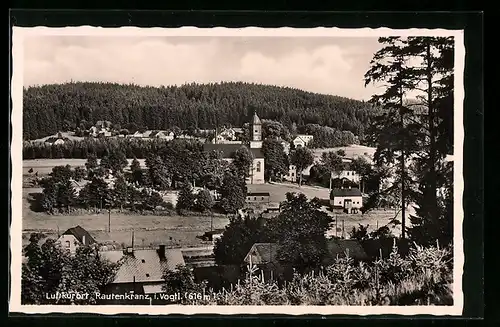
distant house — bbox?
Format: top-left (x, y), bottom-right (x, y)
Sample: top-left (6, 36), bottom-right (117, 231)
top-left (99, 246), bottom-right (185, 300)
top-left (130, 131), bottom-right (144, 138)
top-left (246, 192), bottom-right (270, 204)
top-left (150, 130), bottom-right (175, 140)
top-left (142, 130), bottom-right (154, 138)
top-left (330, 165), bottom-right (361, 184)
top-left (280, 140), bottom-right (291, 155)
top-left (200, 229), bottom-right (225, 242)
top-left (218, 127), bottom-right (238, 141)
top-left (330, 187), bottom-right (363, 213)
top-left (44, 137), bottom-right (66, 145)
top-left (243, 239), bottom-right (369, 268)
top-left (293, 134), bottom-right (314, 148)
top-left (283, 165), bottom-right (297, 183)
top-left (57, 225), bottom-right (97, 254)
top-left (70, 179), bottom-right (89, 196)
top-left (98, 130), bottom-right (112, 137)
top-left (95, 120), bottom-right (112, 130)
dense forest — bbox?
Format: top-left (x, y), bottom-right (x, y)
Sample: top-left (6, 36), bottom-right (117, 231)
top-left (23, 81), bottom-right (378, 140)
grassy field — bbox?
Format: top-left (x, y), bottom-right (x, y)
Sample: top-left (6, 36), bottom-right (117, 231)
top-left (23, 158), bottom-right (147, 175)
top-left (248, 182), bottom-right (330, 204)
top-left (22, 188), bottom-right (229, 248)
top-left (312, 145), bottom-right (376, 160)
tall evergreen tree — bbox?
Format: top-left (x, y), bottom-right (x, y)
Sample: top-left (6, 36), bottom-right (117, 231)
top-left (364, 37), bottom-right (420, 239)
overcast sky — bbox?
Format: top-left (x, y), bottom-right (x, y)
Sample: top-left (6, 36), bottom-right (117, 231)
top-left (23, 36), bottom-right (384, 100)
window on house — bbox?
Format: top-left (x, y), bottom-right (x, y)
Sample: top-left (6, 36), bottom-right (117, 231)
top-left (65, 241), bottom-right (71, 248)
top-left (145, 273), bottom-right (150, 278)
top-left (261, 197), bottom-right (264, 200)
top-left (347, 172), bottom-right (350, 176)
top-left (254, 129), bottom-right (258, 133)
top-left (141, 259), bottom-right (145, 263)
top-left (256, 161), bottom-right (261, 172)
top-left (291, 172), bottom-right (295, 177)
top-left (254, 197), bottom-right (257, 200)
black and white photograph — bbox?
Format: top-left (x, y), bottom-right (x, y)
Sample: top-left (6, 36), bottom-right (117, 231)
top-left (10, 26), bottom-right (464, 315)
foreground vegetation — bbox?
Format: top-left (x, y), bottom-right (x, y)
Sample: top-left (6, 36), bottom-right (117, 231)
top-left (165, 242), bottom-right (453, 306)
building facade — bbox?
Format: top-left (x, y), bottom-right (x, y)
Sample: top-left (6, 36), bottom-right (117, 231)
top-left (329, 187), bottom-right (363, 213)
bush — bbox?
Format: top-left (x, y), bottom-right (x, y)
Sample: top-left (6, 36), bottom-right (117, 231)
top-left (161, 242), bottom-right (453, 306)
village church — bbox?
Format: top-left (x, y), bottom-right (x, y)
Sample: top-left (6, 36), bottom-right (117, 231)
top-left (203, 113), bottom-right (265, 184)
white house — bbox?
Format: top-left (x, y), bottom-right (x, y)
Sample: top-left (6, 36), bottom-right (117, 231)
top-left (293, 134), bottom-right (314, 148)
top-left (57, 225), bottom-right (97, 254)
top-left (283, 164), bottom-right (297, 183)
top-left (280, 140), bottom-right (291, 155)
top-left (329, 187), bottom-right (363, 213)
top-left (150, 130), bottom-right (175, 140)
top-left (331, 169), bottom-right (361, 184)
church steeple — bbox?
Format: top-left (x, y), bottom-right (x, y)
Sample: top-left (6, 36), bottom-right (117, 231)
top-left (251, 111), bottom-right (262, 142)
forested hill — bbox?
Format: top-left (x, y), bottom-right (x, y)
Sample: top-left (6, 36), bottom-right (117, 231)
top-left (23, 81), bottom-right (379, 140)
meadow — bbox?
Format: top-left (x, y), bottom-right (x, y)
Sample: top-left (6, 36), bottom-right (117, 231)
top-left (23, 158), bottom-right (146, 175)
top-left (21, 187), bottom-right (229, 248)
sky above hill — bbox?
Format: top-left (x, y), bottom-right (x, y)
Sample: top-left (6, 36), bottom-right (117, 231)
top-left (23, 36), bottom-right (384, 101)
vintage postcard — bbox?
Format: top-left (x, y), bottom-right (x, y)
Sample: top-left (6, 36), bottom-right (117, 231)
top-left (10, 26), bottom-right (464, 315)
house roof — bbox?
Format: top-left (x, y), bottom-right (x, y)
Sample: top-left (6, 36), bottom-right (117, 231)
top-left (70, 179), bottom-right (89, 189)
top-left (247, 192), bottom-right (270, 197)
top-left (330, 188), bottom-right (362, 198)
top-left (100, 248), bottom-right (185, 284)
top-left (244, 243), bottom-right (278, 265)
top-left (203, 144), bottom-right (264, 159)
top-left (62, 225), bottom-right (97, 245)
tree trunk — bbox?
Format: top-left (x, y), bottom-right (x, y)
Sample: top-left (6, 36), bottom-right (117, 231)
top-left (299, 171), bottom-right (302, 187)
top-left (400, 85), bottom-right (406, 240)
top-left (426, 41), bottom-right (438, 223)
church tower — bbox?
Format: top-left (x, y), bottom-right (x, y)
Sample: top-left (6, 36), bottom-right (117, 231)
top-left (249, 112), bottom-right (262, 149)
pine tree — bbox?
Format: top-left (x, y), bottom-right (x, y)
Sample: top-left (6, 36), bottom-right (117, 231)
top-left (196, 189), bottom-right (214, 212)
top-left (112, 175), bottom-right (129, 211)
top-left (220, 170), bottom-right (247, 214)
top-left (364, 37), bottom-right (420, 239)
top-left (176, 182), bottom-right (196, 214)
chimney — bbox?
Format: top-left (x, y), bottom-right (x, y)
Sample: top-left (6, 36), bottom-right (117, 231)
top-left (158, 245), bottom-right (166, 260)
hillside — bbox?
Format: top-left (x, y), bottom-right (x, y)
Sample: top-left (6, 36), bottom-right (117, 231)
top-left (22, 81), bottom-right (379, 140)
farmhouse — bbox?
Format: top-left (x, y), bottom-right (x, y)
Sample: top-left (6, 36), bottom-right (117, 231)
top-left (99, 245), bottom-right (185, 300)
top-left (246, 192), bottom-right (271, 204)
top-left (330, 187), bottom-right (363, 213)
top-left (292, 134), bottom-right (314, 148)
top-left (69, 179), bottom-right (89, 196)
top-left (57, 225), bottom-right (97, 254)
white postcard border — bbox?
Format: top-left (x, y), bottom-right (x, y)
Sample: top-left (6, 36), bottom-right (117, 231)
top-left (10, 26), bottom-right (465, 316)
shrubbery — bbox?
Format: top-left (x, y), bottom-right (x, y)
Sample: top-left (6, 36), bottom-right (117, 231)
top-left (165, 242), bottom-right (453, 306)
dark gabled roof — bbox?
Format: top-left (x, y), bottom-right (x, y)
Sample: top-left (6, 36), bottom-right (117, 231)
top-left (245, 243), bottom-right (278, 265)
top-left (203, 143), bottom-right (264, 159)
top-left (330, 188), bottom-right (362, 198)
top-left (62, 225), bottom-right (97, 245)
top-left (247, 192), bottom-right (270, 197)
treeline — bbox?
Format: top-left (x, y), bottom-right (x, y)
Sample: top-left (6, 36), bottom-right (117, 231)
top-left (23, 81), bottom-right (378, 140)
top-left (36, 141), bottom-right (256, 215)
top-left (23, 138), bottom-right (194, 160)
